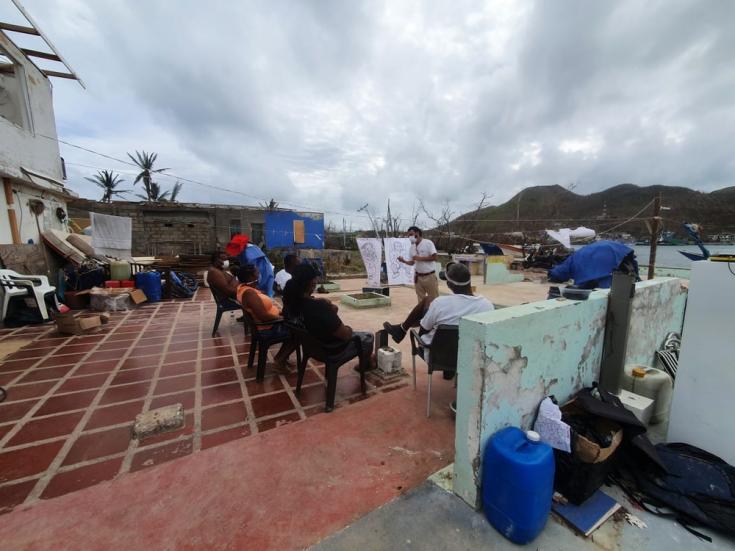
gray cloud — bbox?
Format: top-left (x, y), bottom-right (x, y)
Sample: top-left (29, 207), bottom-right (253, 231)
top-left (8, 0), bottom-right (735, 227)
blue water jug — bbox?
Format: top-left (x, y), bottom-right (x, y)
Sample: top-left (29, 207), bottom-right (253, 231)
top-left (482, 427), bottom-right (555, 544)
top-left (134, 271), bottom-right (162, 303)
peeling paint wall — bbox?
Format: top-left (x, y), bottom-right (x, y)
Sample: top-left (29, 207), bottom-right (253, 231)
top-left (625, 278), bottom-right (688, 367)
top-left (453, 278), bottom-right (688, 508)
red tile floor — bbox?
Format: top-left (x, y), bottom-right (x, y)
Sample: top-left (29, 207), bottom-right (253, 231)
top-left (0, 289), bottom-right (406, 513)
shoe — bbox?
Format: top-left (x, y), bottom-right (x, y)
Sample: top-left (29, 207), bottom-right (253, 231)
top-left (383, 322), bottom-right (406, 344)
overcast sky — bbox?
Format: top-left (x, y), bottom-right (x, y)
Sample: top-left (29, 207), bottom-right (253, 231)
top-left (3, 0), bottom-right (734, 228)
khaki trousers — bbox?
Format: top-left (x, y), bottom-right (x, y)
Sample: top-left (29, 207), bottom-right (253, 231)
top-left (414, 272), bottom-right (439, 303)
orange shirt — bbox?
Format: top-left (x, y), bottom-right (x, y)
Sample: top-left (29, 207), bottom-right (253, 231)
top-left (237, 285), bottom-right (280, 328)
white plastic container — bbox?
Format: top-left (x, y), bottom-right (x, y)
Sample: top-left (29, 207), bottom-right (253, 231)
top-left (621, 365), bottom-right (673, 425)
top-left (377, 346), bottom-right (402, 374)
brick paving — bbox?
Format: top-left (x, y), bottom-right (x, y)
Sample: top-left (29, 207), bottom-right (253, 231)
top-left (0, 288), bottom-right (406, 514)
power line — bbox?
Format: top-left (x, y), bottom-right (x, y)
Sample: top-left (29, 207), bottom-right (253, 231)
top-left (45, 134), bottom-right (376, 220)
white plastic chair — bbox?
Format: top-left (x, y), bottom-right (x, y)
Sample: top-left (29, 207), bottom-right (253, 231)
top-left (0, 269), bottom-right (58, 322)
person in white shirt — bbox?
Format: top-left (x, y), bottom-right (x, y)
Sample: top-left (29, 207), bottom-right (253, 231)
top-left (383, 262), bottom-right (493, 344)
top-left (398, 226), bottom-right (439, 304)
top-left (274, 254), bottom-right (299, 295)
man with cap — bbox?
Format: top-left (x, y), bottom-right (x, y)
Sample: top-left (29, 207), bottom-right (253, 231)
top-left (383, 262), bottom-right (494, 345)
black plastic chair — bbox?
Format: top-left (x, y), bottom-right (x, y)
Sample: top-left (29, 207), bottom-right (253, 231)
top-left (242, 310), bottom-right (291, 382)
top-left (285, 320), bottom-right (367, 412)
top-left (209, 286), bottom-right (241, 337)
top-left (409, 325), bottom-right (459, 418)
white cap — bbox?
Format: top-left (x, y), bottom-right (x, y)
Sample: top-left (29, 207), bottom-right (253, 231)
top-left (526, 430), bottom-right (541, 443)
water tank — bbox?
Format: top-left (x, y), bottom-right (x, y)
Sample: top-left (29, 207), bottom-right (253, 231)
top-left (482, 427), bottom-right (555, 544)
top-left (621, 365), bottom-right (673, 425)
top-left (135, 271), bottom-right (162, 303)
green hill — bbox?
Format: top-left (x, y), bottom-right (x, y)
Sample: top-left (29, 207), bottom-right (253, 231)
top-left (449, 184), bottom-right (735, 242)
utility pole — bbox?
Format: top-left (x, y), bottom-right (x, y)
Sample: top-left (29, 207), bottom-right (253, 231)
top-left (647, 194), bottom-right (662, 280)
top-left (342, 218), bottom-right (346, 249)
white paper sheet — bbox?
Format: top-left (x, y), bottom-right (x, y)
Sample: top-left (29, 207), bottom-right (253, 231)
top-left (384, 237), bottom-right (414, 285)
top-left (357, 238), bottom-right (382, 287)
top-left (533, 397), bottom-right (571, 452)
top-left (91, 212), bottom-right (133, 259)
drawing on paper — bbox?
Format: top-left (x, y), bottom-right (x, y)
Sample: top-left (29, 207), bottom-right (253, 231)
top-left (384, 237), bottom-right (414, 285)
top-left (357, 238), bottom-right (382, 286)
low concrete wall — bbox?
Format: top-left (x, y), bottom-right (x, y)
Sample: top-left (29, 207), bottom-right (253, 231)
top-left (453, 277), bottom-right (687, 508)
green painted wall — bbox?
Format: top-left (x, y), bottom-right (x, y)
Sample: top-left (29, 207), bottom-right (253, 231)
top-left (453, 278), bottom-right (687, 508)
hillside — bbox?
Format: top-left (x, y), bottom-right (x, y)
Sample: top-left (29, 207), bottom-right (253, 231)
top-left (450, 184), bottom-right (735, 241)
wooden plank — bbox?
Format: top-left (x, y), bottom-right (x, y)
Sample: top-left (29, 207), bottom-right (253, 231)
top-left (41, 69), bottom-right (76, 80)
top-left (293, 220), bottom-right (305, 244)
top-left (7, 210), bottom-right (21, 245)
top-left (20, 48), bottom-right (60, 61)
top-left (0, 22), bottom-right (39, 35)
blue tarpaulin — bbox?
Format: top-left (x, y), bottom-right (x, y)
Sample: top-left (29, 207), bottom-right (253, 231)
top-left (265, 211), bottom-right (324, 249)
top-left (548, 240), bottom-right (638, 289)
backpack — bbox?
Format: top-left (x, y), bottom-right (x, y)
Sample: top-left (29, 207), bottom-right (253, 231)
top-left (625, 443), bottom-right (735, 541)
top-left (169, 271), bottom-right (199, 299)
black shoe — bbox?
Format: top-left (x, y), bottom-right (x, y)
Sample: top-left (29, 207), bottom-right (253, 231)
top-left (383, 322), bottom-right (406, 344)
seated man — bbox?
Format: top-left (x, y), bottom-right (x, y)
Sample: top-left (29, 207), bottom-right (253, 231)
top-left (283, 264), bottom-right (373, 372)
top-left (274, 254), bottom-right (298, 295)
top-left (237, 264), bottom-right (295, 372)
top-left (207, 251), bottom-right (239, 300)
top-left (383, 262), bottom-right (494, 345)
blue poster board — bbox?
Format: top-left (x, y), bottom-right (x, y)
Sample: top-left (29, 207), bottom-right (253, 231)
top-left (264, 211), bottom-right (324, 249)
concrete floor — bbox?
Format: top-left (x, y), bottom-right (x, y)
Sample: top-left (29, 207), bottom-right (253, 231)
top-left (0, 276), bottom-right (554, 549)
top-left (314, 478), bottom-right (735, 551)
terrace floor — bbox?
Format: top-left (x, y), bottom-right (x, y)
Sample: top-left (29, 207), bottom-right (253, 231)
top-left (0, 274), bottom-right (548, 549)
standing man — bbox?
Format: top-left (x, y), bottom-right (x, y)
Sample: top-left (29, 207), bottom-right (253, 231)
top-left (399, 226), bottom-right (439, 303)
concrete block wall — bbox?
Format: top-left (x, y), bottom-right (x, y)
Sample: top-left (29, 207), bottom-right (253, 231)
top-left (453, 278), bottom-right (687, 508)
top-left (67, 200), bottom-right (269, 256)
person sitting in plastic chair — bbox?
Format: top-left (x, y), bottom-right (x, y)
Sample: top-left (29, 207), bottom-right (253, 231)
top-left (383, 262), bottom-right (494, 346)
top-left (237, 264), bottom-right (295, 373)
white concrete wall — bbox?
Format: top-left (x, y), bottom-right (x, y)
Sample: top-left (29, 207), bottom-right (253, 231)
top-left (0, 32), bottom-right (64, 184)
top-left (4, 183), bottom-right (69, 244)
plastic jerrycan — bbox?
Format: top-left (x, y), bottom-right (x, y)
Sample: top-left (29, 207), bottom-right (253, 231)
top-left (482, 427), bottom-right (555, 544)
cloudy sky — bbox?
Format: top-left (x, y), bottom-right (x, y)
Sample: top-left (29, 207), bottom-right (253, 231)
top-left (2, 0), bottom-right (734, 228)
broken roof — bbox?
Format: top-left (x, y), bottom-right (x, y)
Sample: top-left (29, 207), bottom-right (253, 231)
top-left (0, 0), bottom-right (83, 87)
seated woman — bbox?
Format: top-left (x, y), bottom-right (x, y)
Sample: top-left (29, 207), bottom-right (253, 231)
top-left (236, 264), bottom-right (295, 373)
top-left (282, 264), bottom-right (373, 372)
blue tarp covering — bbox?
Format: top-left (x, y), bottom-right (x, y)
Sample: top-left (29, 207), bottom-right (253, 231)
top-left (239, 244), bottom-right (275, 297)
top-left (265, 211), bottom-right (324, 249)
top-left (548, 240), bottom-right (638, 289)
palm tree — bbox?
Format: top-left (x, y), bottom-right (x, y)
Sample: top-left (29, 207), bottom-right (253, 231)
top-left (85, 170), bottom-right (129, 203)
top-left (135, 182), bottom-right (170, 202)
top-left (168, 181), bottom-right (183, 202)
top-left (259, 198), bottom-right (279, 211)
top-left (127, 150), bottom-right (169, 201)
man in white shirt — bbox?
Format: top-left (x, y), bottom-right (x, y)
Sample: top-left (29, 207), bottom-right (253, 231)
top-left (274, 254), bottom-right (298, 295)
top-left (398, 226), bottom-right (439, 304)
top-left (383, 262), bottom-right (493, 344)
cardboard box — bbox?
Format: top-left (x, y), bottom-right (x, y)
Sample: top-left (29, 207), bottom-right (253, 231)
top-left (129, 289), bottom-right (147, 305)
top-left (54, 312), bottom-right (102, 335)
top-left (64, 289), bottom-right (91, 310)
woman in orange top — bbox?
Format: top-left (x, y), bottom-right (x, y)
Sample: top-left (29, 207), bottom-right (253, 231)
top-left (237, 264), bottom-right (295, 372)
